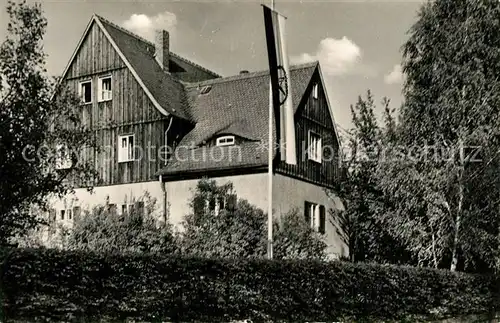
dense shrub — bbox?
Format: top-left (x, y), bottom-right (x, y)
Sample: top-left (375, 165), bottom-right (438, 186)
top-left (1, 248), bottom-right (498, 322)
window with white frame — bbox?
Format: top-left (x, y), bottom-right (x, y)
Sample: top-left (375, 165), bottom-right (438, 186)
top-left (55, 144), bottom-right (72, 169)
top-left (308, 131), bottom-right (322, 163)
top-left (313, 83), bottom-right (319, 99)
top-left (216, 135), bottom-right (235, 147)
top-left (79, 80), bottom-right (92, 104)
top-left (118, 134), bottom-right (135, 162)
top-left (98, 76), bottom-right (112, 102)
top-left (304, 201), bottom-right (326, 234)
top-left (205, 194), bottom-right (227, 216)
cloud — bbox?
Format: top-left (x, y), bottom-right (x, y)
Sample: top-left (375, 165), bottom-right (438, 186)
top-left (384, 64), bottom-right (403, 85)
top-left (291, 37), bottom-right (366, 76)
top-left (123, 11), bottom-right (177, 42)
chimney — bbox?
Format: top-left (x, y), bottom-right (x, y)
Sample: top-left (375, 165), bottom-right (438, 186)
top-left (155, 30), bottom-right (170, 72)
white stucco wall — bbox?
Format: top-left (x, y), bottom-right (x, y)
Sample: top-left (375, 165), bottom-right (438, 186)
top-left (45, 173), bottom-right (347, 258)
top-left (273, 174), bottom-right (347, 258)
top-left (165, 173), bottom-right (269, 227)
top-left (48, 180), bottom-right (165, 226)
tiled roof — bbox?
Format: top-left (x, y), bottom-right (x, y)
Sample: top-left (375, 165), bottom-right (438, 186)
top-left (87, 15), bottom-right (319, 178)
top-left (95, 15), bottom-right (220, 121)
top-left (157, 62), bottom-right (319, 177)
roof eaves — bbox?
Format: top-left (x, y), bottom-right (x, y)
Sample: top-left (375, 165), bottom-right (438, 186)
top-left (51, 15), bottom-right (96, 101)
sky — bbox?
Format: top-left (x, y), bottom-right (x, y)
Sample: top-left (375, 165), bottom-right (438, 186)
top-left (0, 0), bottom-right (425, 132)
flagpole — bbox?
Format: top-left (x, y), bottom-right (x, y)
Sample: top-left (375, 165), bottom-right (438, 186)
top-left (267, 0), bottom-right (275, 260)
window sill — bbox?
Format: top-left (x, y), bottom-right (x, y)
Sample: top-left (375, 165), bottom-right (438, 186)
top-left (98, 98), bottom-right (112, 103)
top-left (308, 157), bottom-right (322, 164)
top-left (118, 159), bottom-right (135, 163)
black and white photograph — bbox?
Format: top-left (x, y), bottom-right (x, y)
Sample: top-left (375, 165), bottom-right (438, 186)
top-left (1, 0), bottom-right (500, 321)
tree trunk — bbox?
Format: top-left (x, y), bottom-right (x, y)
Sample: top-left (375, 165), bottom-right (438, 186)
top-left (451, 141), bottom-right (465, 272)
top-left (450, 212), bottom-right (461, 271)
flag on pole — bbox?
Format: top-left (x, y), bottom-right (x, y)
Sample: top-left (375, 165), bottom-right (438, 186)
top-left (262, 5), bottom-right (297, 165)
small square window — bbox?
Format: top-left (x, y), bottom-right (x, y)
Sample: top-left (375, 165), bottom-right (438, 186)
top-left (98, 76), bottom-right (112, 102)
top-left (308, 131), bottom-right (322, 163)
top-left (79, 80), bottom-right (92, 104)
top-left (118, 134), bottom-right (135, 162)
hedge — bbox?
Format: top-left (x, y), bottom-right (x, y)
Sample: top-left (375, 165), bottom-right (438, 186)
top-left (0, 248), bottom-right (498, 322)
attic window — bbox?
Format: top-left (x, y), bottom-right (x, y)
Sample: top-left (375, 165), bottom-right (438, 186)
top-left (313, 83), bottom-right (319, 99)
top-left (200, 85), bottom-right (212, 95)
top-left (216, 135), bottom-right (235, 147)
top-left (79, 80), bottom-right (92, 104)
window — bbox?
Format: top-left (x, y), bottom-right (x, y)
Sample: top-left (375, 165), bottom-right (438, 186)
top-left (55, 144), bottom-right (72, 169)
top-left (313, 83), bottom-right (319, 99)
top-left (304, 201), bottom-right (326, 234)
top-left (79, 80), bottom-right (92, 104)
top-left (200, 85), bottom-right (212, 95)
top-left (118, 134), bottom-right (135, 162)
top-left (60, 210), bottom-right (65, 220)
top-left (216, 135), bottom-right (235, 147)
top-left (205, 194), bottom-right (235, 216)
top-left (121, 204), bottom-right (127, 215)
top-left (308, 131), bottom-right (322, 163)
top-left (98, 76), bottom-right (112, 102)
top-left (67, 209), bottom-right (72, 220)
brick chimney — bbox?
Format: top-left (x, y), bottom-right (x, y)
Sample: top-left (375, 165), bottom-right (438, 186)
top-left (155, 30), bottom-right (169, 72)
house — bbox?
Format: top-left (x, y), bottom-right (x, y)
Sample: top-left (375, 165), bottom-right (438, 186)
top-left (47, 14), bottom-right (347, 258)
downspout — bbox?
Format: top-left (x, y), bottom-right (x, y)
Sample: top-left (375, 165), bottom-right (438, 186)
top-left (159, 175), bottom-right (167, 224)
top-left (161, 116), bottom-right (173, 224)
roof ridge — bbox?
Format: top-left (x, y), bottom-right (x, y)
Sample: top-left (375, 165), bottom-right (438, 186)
top-left (184, 61), bottom-right (318, 88)
top-left (95, 14), bottom-right (221, 78)
top-left (170, 52), bottom-right (222, 78)
top-left (94, 14), bottom-right (156, 49)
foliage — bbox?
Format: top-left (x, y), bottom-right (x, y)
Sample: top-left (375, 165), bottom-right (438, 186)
top-left (377, 0), bottom-right (500, 272)
top-left (334, 91), bottom-right (411, 264)
top-left (0, 248), bottom-right (498, 322)
top-left (179, 179), bottom-right (327, 259)
top-left (0, 1), bottom-right (96, 245)
top-left (272, 208), bottom-right (327, 260)
top-left (64, 193), bottom-right (177, 255)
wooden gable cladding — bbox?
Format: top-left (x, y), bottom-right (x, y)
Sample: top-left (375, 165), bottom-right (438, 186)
top-left (60, 20), bottom-right (174, 187)
top-left (276, 71), bottom-right (340, 188)
top-left (66, 22), bottom-right (125, 79)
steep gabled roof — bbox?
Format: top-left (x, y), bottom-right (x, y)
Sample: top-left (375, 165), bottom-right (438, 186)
top-left (95, 15), bottom-right (191, 120)
top-left (57, 14), bottom-right (221, 121)
top-left (157, 62), bottom-right (319, 177)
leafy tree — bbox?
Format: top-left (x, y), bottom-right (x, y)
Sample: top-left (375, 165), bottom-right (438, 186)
top-left (65, 193), bottom-right (177, 255)
top-left (334, 91), bottom-right (412, 264)
top-left (180, 179), bottom-right (327, 259)
top-left (0, 1), bottom-right (96, 245)
top-left (378, 0), bottom-right (500, 272)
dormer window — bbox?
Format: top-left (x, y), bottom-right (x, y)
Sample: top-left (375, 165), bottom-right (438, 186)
top-left (200, 85), bottom-right (212, 95)
top-left (216, 135), bottom-right (235, 147)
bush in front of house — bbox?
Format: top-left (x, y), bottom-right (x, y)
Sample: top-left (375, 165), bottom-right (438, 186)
top-left (1, 248), bottom-right (498, 322)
